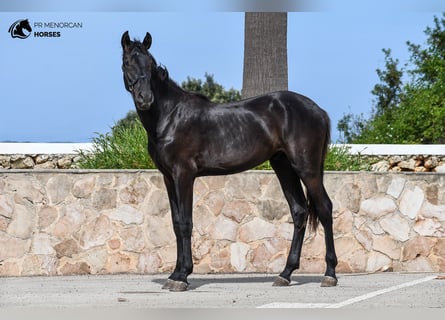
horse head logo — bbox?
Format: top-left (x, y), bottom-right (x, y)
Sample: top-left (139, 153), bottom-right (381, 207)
top-left (8, 19), bottom-right (32, 39)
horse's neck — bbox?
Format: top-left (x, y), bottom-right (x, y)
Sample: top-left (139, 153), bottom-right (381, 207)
top-left (138, 78), bottom-right (183, 139)
top-left (153, 78), bottom-right (185, 116)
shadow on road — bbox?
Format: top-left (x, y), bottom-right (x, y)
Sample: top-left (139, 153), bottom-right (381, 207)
top-left (150, 274), bottom-right (324, 290)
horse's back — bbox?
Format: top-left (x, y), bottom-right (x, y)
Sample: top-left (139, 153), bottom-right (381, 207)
top-left (238, 90), bottom-right (330, 134)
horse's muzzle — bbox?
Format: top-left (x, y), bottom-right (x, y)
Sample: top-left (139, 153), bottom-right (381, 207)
top-left (136, 99), bottom-right (153, 111)
top-left (135, 92), bottom-right (154, 110)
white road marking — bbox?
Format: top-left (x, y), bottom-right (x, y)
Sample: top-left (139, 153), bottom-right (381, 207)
top-left (259, 275), bottom-right (437, 309)
top-left (258, 303), bottom-right (333, 308)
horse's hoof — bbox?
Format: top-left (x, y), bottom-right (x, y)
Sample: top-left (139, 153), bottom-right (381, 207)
top-left (272, 276), bottom-right (290, 287)
top-left (320, 276), bottom-right (338, 287)
top-left (162, 279), bottom-right (188, 292)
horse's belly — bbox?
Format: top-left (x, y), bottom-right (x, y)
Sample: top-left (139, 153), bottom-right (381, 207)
top-left (197, 139), bottom-right (275, 173)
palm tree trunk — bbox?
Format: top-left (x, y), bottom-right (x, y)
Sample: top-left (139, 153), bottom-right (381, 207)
top-left (242, 12), bottom-right (288, 99)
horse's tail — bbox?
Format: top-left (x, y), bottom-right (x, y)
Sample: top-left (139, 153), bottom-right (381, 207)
top-left (307, 112), bottom-right (331, 231)
top-left (321, 113), bottom-right (331, 168)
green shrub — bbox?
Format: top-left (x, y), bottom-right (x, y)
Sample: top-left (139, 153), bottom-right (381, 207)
top-left (324, 145), bottom-right (370, 171)
top-left (77, 119), bottom-right (155, 169)
top-left (253, 145), bottom-right (370, 172)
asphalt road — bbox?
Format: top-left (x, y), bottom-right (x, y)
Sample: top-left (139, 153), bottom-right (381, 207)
top-left (1, 272), bottom-right (444, 310)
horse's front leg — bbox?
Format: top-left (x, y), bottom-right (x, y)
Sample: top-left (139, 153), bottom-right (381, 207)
top-left (161, 173), bottom-right (195, 292)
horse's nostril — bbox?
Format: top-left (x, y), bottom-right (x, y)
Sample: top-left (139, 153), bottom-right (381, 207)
top-left (138, 91), bottom-right (152, 103)
top-left (136, 92), bottom-right (146, 103)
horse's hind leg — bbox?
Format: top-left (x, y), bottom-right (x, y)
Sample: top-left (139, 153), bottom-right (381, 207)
top-left (301, 173), bottom-right (338, 287)
top-left (270, 154), bottom-right (308, 286)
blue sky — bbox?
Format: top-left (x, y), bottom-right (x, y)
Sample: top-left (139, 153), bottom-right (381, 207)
top-left (0, 1), bottom-right (444, 142)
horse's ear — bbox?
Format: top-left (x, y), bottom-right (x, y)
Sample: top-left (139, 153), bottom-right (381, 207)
top-left (143, 32), bottom-right (152, 50)
top-left (158, 66), bottom-right (168, 81)
top-left (121, 31), bottom-right (131, 52)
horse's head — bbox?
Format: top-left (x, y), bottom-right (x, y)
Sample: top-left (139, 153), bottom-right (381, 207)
top-left (21, 19), bottom-right (32, 32)
top-left (121, 31), bottom-right (155, 111)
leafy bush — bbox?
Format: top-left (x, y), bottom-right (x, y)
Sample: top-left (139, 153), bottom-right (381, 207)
top-left (324, 145), bottom-right (370, 171)
top-left (254, 146), bottom-right (370, 171)
top-left (338, 14), bottom-right (445, 144)
top-left (77, 119), bottom-right (155, 169)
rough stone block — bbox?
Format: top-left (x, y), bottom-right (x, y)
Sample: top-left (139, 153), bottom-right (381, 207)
top-left (58, 262), bottom-right (91, 275)
top-left (54, 239), bottom-right (81, 258)
top-left (0, 194), bottom-right (14, 218)
top-left (11, 156), bottom-right (34, 169)
top-left (108, 205), bottom-right (144, 225)
top-left (420, 202), bottom-right (445, 220)
top-left (398, 159), bottom-right (416, 171)
top-left (0, 155), bottom-right (11, 168)
top-left (202, 191), bottom-right (225, 217)
top-left (119, 226), bottom-right (145, 252)
top-left (366, 251), bottom-right (392, 272)
top-left (401, 236), bottom-right (436, 261)
top-left (210, 245), bottom-right (231, 272)
top-left (92, 188), bottom-right (117, 210)
top-left (360, 197), bottom-right (397, 219)
top-left (31, 233), bottom-right (55, 255)
top-left (38, 206), bottom-right (58, 230)
top-left (72, 176), bottom-right (95, 198)
top-left (379, 214), bottom-right (410, 242)
top-left (146, 216), bottom-right (175, 248)
top-left (207, 214), bottom-right (238, 241)
top-left (137, 251), bottom-right (162, 273)
top-left (57, 156), bottom-right (73, 169)
top-left (144, 189), bottom-right (169, 216)
top-left (373, 235), bottom-right (400, 259)
top-left (399, 186), bottom-right (424, 219)
top-left (230, 242), bottom-right (250, 272)
top-left (46, 175), bottom-right (72, 204)
top-left (401, 256), bottom-right (435, 272)
top-left (7, 204), bottom-right (35, 239)
top-left (238, 217), bottom-right (276, 242)
top-left (413, 218), bottom-right (444, 237)
top-left (0, 232), bottom-right (30, 260)
top-left (335, 183), bottom-right (361, 212)
top-left (119, 176), bottom-right (149, 205)
top-left (106, 252), bottom-right (138, 273)
top-left (386, 177), bottom-right (406, 198)
top-left (222, 200), bottom-right (252, 223)
top-left (79, 215), bottom-right (113, 249)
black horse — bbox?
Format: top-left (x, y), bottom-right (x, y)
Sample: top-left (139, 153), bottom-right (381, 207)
top-left (121, 31), bottom-right (337, 291)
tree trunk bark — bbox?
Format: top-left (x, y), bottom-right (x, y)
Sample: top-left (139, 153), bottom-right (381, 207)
top-left (242, 12), bottom-right (288, 99)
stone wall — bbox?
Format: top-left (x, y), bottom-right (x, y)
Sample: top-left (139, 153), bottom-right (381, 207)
top-left (369, 155), bottom-right (445, 173)
top-left (1, 153), bottom-right (445, 172)
top-left (0, 154), bottom-right (80, 169)
top-left (0, 170), bottom-right (444, 277)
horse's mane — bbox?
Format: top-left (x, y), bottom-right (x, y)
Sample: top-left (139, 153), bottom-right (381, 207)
top-left (153, 61), bottom-right (211, 102)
